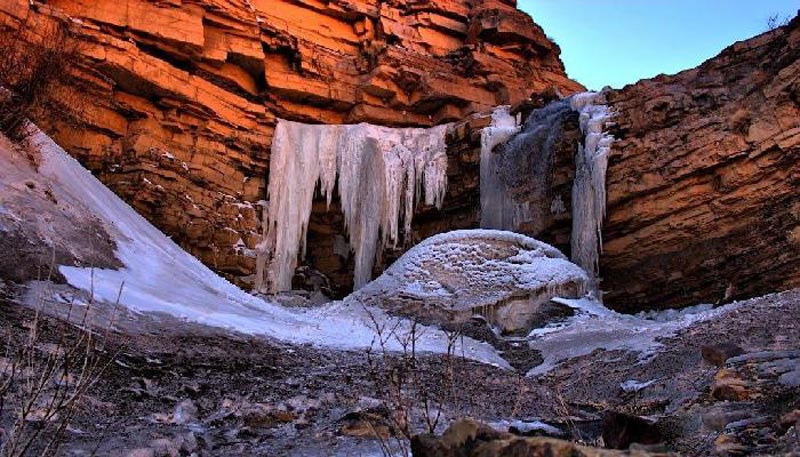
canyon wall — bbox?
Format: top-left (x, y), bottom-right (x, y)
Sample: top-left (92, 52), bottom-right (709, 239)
top-left (601, 17), bottom-right (800, 310)
top-left (2, 1), bottom-right (797, 310)
top-left (0, 0), bottom-right (582, 291)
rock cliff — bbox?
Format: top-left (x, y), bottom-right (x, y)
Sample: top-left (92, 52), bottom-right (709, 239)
top-left (602, 16), bottom-right (800, 310)
top-left (467, 17), bottom-right (800, 311)
top-left (1, 1), bottom-right (797, 311)
top-left (0, 0), bottom-right (583, 291)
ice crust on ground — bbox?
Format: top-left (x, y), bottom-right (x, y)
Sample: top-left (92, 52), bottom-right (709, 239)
top-left (488, 419), bottom-right (564, 437)
top-left (27, 128), bottom-right (507, 367)
top-left (526, 296), bottom-right (745, 376)
top-left (260, 120), bottom-right (450, 293)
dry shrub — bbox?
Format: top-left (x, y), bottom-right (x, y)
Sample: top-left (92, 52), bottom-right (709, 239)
top-left (362, 308), bottom-right (466, 457)
top-left (0, 272), bottom-right (122, 457)
top-left (0, 19), bottom-right (82, 144)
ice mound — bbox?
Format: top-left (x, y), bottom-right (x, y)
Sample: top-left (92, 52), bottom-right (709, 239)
top-left (348, 229), bottom-right (590, 334)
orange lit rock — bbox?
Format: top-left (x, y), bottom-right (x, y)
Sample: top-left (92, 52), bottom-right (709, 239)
top-left (0, 0), bottom-right (582, 289)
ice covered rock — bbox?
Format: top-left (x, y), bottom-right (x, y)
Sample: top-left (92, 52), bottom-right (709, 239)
top-left (349, 230), bottom-right (589, 334)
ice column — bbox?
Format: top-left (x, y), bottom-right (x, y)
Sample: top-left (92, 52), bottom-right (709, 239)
top-left (569, 92), bottom-right (614, 280)
top-left (479, 106), bottom-right (521, 229)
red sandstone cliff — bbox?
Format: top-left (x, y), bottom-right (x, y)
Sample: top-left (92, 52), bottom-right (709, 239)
top-left (601, 17), bottom-right (800, 310)
top-left (0, 0), bottom-right (583, 290)
top-left (2, 1), bottom-right (797, 310)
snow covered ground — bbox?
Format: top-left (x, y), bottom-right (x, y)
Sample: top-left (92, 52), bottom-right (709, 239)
top-left (526, 296), bottom-right (745, 376)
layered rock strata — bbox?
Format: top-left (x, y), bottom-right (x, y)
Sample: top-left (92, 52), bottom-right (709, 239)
top-left (475, 18), bottom-right (800, 311)
top-left (0, 0), bottom-right (582, 291)
top-left (601, 17), bottom-right (800, 310)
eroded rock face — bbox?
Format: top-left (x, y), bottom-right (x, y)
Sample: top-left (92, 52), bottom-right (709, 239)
top-left (0, 0), bottom-right (583, 290)
top-left (601, 17), bottom-right (800, 310)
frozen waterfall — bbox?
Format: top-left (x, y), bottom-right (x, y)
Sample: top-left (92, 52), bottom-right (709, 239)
top-left (479, 106), bottom-right (521, 229)
top-left (479, 92), bottom-right (614, 284)
top-left (258, 120), bottom-right (450, 293)
top-left (569, 92), bottom-right (614, 279)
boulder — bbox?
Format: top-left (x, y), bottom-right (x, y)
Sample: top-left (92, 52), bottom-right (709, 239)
top-left (350, 230), bottom-right (589, 335)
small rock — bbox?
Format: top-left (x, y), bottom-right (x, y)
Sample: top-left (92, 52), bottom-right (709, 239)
top-left (711, 369), bottom-right (749, 401)
top-left (713, 433), bottom-right (748, 456)
top-left (700, 405), bottom-right (753, 432)
top-left (149, 438), bottom-right (179, 457)
top-left (601, 411), bottom-right (662, 450)
top-left (338, 408), bottom-right (392, 439)
top-left (779, 409), bottom-right (800, 430)
top-left (702, 343), bottom-right (745, 367)
top-left (125, 449), bottom-right (155, 457)
top-left (241, 402), bottom-right (295, 428)
top-left (173, 399), bottom-right (198, 425)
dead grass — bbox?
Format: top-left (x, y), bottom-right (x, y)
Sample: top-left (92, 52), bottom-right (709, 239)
top-left (0, 267), bottom-right (121, 457)
top-left (0, 18), bottom-right (83, 145)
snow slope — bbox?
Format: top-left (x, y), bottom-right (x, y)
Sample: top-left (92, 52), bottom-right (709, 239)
top-left (526, 296), bottom-right (745, 376)
top-left (28, 129), bottom-right (507, 367)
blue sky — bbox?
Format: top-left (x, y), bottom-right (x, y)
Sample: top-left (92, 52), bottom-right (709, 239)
top-left (518, 1), bottom-right (799, 90)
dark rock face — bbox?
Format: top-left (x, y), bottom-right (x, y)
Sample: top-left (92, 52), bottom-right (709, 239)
top-left (485, 99), bottom-right (581, 254)
top-left (601, 411), bottom-right (662, 450)
top-left (600, 17), bottom-right (800, 311)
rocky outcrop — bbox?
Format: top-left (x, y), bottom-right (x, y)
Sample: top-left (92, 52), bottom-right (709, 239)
top-left (601, 17), bottom-right (800, 310)
top-left (411, 418), bottom-right (671, 456)
top-left (0, 0), bottom-right (583, 290)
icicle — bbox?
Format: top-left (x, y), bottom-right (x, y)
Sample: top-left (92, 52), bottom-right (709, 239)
top-left (479, 106), bottom-right (521, 229)
top-left (258, 120), bottom-right (451, 293)
top-left (569, 92), bottom-right (614, 283)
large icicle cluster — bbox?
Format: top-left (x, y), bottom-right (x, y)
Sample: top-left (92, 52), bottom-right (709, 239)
top-left (569, 92), bottom-right (614, 279)
top-left (258, 120), bottom-right (450, 293)
top-left (479, 106), bottom-right (521, 229)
